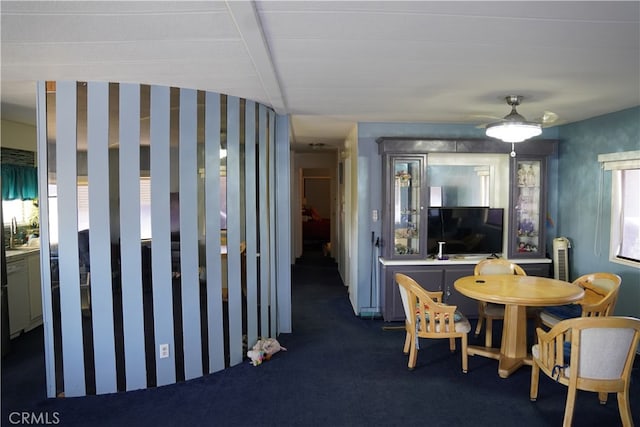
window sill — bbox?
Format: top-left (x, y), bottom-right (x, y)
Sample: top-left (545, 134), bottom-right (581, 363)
top-left (609, 256), bottom-right (640, 270)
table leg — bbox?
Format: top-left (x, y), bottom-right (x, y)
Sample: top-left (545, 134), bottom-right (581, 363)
top-left (497, 304), bottom-right (528, 378)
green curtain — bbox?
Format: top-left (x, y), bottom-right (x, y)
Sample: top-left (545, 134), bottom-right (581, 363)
top-left (1, 164), bottom-right (38, 200)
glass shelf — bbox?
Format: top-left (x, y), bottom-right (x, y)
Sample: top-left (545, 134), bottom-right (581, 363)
top-left (390, 157), bottom-right (425, 258)
top-left (510, 158), bottom-right (545, 257)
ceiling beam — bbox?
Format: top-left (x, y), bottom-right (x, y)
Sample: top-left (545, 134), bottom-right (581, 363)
top-left (225, 0), bottom-right (287, 115)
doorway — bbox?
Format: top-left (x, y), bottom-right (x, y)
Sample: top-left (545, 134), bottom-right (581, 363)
top-left (301, 173), bottom-right (331, 256)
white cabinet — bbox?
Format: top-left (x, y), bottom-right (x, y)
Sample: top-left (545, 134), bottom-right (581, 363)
top-left (26, 251), bottom-right (42, 327)
top-left (7, 257), bottom-right (30, 337)
top-left (6, 249), bottom-right (42, 337)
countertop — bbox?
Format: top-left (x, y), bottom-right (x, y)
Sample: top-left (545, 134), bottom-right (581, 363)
top-left (5, 247), bottom-right (40, 260)
top-left (379, 256), bottom-right (551, 266)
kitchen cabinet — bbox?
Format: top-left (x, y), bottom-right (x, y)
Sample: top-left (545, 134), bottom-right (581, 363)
top-left (6, 249), bottom-right (42, 337)
top-left (7, 257), bottom-right (30, 337)
top-left (27, 251), bottom-right (42, 326)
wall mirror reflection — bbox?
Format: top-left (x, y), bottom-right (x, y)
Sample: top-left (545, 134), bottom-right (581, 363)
top-left (427, 153), bottom-right (509, 208)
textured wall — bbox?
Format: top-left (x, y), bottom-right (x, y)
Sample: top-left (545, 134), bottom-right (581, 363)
top-left (557, 106), bottom-right (640, 317)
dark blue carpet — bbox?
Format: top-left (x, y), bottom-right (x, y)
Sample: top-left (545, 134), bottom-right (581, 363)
top-left (2, 254), bottom-right (639, 426)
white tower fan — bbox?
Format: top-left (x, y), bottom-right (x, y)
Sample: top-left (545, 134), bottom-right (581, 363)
top-left (553, 237), bottom-right (571, 281)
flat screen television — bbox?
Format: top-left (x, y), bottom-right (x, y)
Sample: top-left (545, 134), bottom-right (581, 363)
top-left (427, 207), bottom-right (504, 256)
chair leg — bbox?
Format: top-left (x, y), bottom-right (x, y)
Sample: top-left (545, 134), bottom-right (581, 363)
top-left (403, 329), bottom-right (411, 354)
top-left (530, 363), bottom-right (540, 401)
top-left (461, 335), bottom-right (468, 373)
top-left (598, 391), bottom-right (608, 405)
top-left (475, 318), bottom-right (485, 338)
top-left (408, 336), bottom-right (418, 370)
top-left (616, 390), bottom-right (633, 427)
top-left (474, 305), bottom-right (484, 337)
top-left (562, 385), bottom-right (577, 427)
top-left (485, 318), bottom-right (493, 348)
top-left (449, 337), bottom-right (456, 352)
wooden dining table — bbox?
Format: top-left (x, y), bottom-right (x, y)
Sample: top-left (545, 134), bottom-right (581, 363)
top-left (454, 274), bottom-right (584, 378)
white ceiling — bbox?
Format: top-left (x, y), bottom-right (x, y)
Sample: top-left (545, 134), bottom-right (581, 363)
top-left (2, 1), bottom-right (639, 152)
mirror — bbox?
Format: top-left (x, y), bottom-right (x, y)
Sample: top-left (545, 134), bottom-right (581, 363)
top-left (427, 153), bottom-right (509, 208)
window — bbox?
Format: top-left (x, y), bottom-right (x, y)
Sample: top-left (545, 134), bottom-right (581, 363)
top-left (2, 199), bottom-right (38, 227)
top-left (2, 198), bottom-right (39, 247)
top-left (611, 168), bottom-right (640, 265)
top-left (47, 179), bottom-right (153, 244)
top-left (599, 151), bottom-right (640, 268)
top-left (140, 178), bottom-right (152, 239)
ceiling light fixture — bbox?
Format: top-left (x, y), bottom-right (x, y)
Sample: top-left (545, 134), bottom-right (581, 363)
top-left (485, 95), bottom-right (542, 143)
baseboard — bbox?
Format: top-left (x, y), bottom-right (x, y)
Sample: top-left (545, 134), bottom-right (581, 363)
top-left (359, 308), bottom-right (382, 319)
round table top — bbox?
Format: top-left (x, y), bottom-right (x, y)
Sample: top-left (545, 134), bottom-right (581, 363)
top-left (454, 274), bottom-right (584, 306)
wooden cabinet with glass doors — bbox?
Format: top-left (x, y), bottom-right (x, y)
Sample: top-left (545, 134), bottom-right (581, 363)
top-left (381, 154), bottom-right (427, 259)
top-left (508, 156), bottom-right (547, 258)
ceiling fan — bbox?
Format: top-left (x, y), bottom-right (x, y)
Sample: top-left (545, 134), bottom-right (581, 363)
top-left (479, 95), bottom-right (558, 156)
top-left (479, 95), bottom-right (558, 130)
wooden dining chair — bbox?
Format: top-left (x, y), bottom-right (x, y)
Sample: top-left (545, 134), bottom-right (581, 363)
top-left (538, 272), bottom-right (622, 329)
top-left (473, 258), bottom-right (527, 347)
top-left (530, 316), bottom-right (640, 427)
top-left (395, 273), bottom-right (470, 372)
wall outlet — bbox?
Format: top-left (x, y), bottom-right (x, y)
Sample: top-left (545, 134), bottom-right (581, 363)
top-left (159, 344), bottom-right (169, 359)
top-left (372, 209), bottom-right (379, 222)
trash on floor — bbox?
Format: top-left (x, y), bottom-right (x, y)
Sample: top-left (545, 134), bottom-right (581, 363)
top-left (247, 338), bottom-right (287, 366)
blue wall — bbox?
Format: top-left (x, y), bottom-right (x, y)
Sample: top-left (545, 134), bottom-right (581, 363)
top-left (556, 106), bottom-right (640, 317)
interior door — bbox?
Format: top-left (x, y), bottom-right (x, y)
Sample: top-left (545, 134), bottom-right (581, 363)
top-left (302, 176), bottom-right (332, 249)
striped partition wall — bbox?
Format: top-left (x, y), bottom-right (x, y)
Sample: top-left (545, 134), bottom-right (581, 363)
top-left (244, 101), bottom-right (258, 350)
top-left (36, 81), bottom-right (290, 397)
top-left (204, 92), bottom-right (225, 374)
top-left (118, 83), bottom-right (147, 391)
top-left (55, 81), bottom-right (85, 397)
top-left (86, 82), bottom-right (118, 394)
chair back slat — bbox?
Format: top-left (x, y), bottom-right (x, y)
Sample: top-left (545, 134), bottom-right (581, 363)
top-left (554, 334), bottom-right (565, 367)
top-left (397, 284), bottom-right (414, 325)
